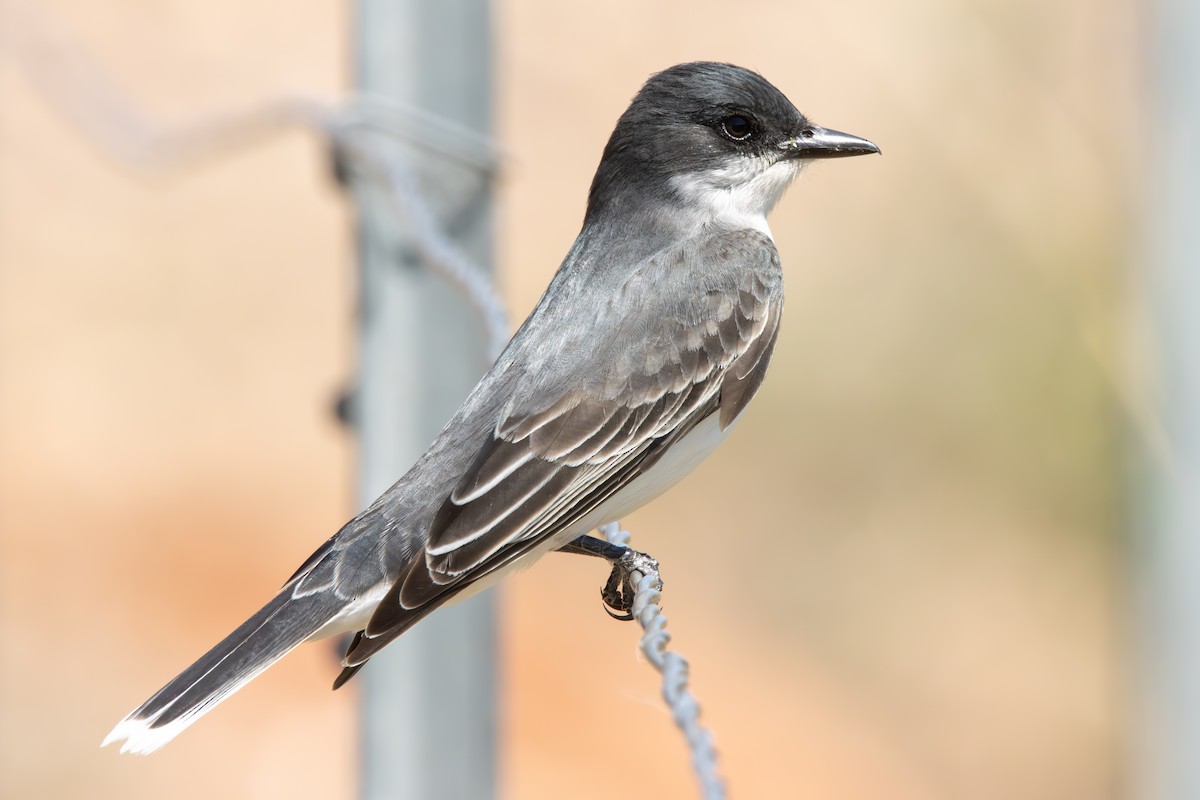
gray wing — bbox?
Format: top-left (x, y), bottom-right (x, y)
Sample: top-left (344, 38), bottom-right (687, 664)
top-left (343, 229), bottom-right (783, 668)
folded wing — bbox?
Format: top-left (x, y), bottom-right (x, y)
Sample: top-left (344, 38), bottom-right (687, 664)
top-left (340, 229), bottom-right (783, 674)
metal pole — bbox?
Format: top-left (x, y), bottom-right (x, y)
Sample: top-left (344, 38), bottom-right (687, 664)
top-left (1140, 0), bottom-right (1200, 796)
top-left (351, 2), bottom-right (496, 798)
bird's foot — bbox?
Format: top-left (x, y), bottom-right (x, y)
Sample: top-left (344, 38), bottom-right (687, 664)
top-left (600, 548), bottom-right (660, 621)
top-left (557, 534), bottom-right (660, 621)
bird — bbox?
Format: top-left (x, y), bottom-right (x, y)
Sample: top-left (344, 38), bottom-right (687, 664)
top-left (104, 61), bottom-right (878, 755)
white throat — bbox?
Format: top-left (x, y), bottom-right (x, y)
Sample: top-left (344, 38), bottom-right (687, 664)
top-left (669, 156), bottom-right (802, 238)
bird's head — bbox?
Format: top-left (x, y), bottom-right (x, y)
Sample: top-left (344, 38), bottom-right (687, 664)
top-left (585, 62), bottom-right (879, 227)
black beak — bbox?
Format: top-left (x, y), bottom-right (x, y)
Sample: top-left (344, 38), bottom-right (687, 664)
top-left (780, 125), bottom-right (880, 159)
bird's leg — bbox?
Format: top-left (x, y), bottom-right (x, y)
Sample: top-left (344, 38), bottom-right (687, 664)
top-left (558, 535), bottom-right (661, 621)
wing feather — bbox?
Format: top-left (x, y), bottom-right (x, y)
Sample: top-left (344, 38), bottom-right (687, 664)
top-left (449, 438), bottom-right (535, 505)
top-left (350, 228), bottom-right (784, 663)
top-left (427, 456), bottom-right (564, 555)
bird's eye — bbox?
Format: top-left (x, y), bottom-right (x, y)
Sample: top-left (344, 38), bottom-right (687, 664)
top-left (719, 114), bottom-right (754, 141)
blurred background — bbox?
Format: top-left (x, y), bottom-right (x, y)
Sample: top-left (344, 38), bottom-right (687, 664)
top-left (0, 0), bottom-right (1154, 797)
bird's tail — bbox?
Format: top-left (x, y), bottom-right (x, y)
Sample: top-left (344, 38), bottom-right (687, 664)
top-left (102, 590), bottom-right (343, 755)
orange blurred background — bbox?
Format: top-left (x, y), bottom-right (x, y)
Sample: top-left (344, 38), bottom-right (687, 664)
top-left (0, 1), bottom-right (1136, 797)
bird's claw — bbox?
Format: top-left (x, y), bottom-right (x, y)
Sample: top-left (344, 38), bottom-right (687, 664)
top-left (600, 548), bottom-right (660, 621)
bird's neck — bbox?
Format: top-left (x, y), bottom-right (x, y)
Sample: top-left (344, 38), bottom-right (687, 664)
top-left (583, 180), bottom-right (773, 244)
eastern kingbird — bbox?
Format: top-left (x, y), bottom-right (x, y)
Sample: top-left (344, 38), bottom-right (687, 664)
top-left (104, 61), bottom-right (878, 754)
